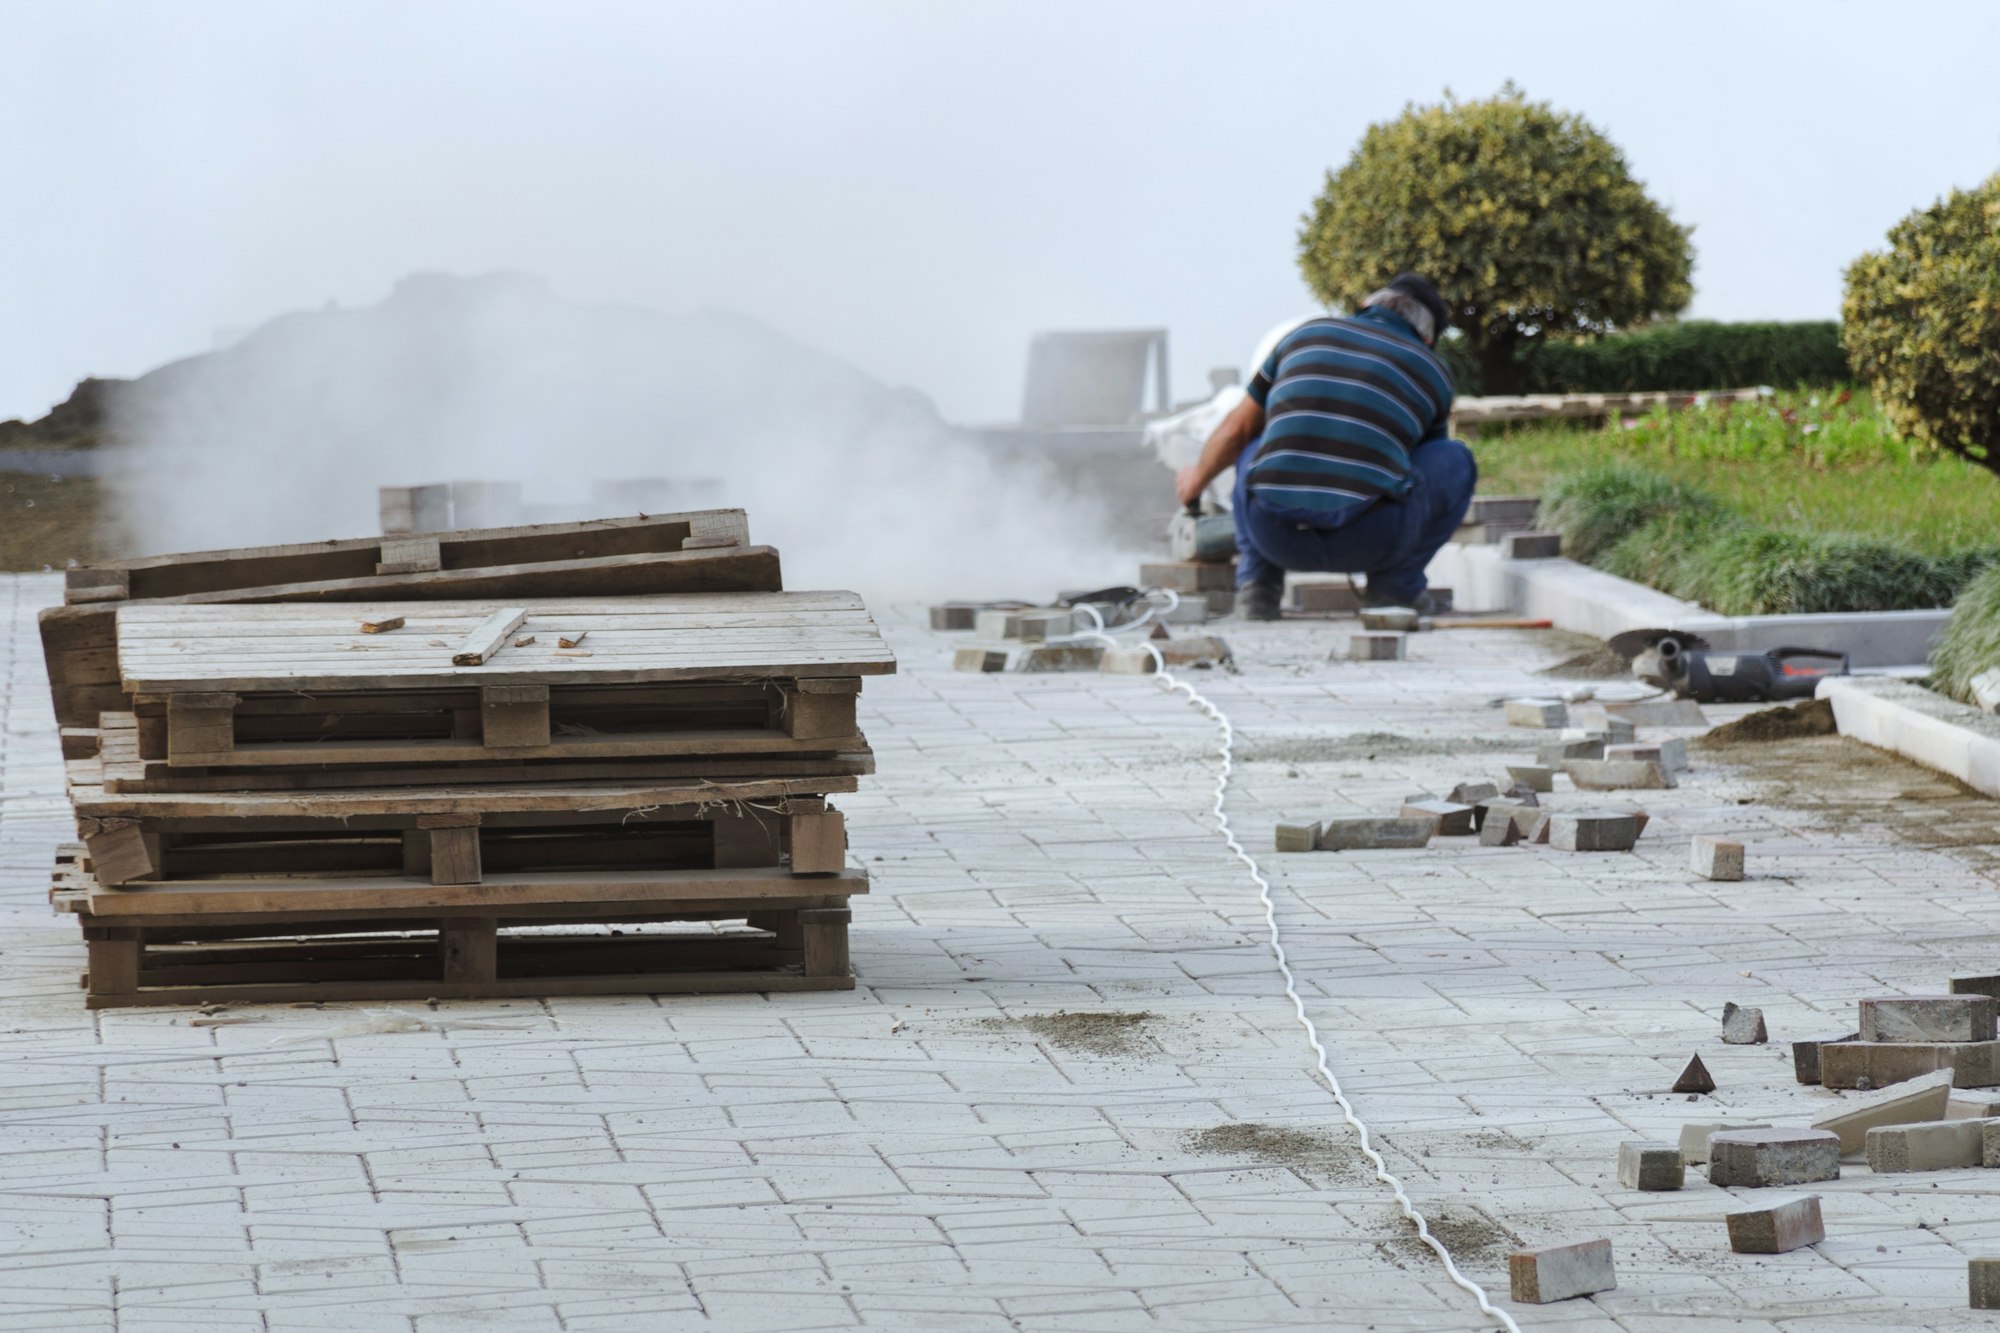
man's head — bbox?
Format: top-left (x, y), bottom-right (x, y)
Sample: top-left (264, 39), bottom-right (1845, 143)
top-left (1360, 272), bottom-right (1450, 345)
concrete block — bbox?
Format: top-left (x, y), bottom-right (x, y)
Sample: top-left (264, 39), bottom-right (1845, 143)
top-left (1015, 643), bottom-right (1104, 673)
top-left (1811, 1071), bottom-right (1954, 1153)
top-left (1504, 530), bottom-right (1563, 560)
top-left (1605, 737), bottom-right (1685, 772)
top-left (1160, 592), bottom-right (1220, 622)
top-left (1506, 764), bottom-right (1556, 793)
top-left (974, 607), bottom-right (1074, 641)
top-left (1603, 696), bottom-right (1709, 727)
top-left (1471, 495), bottom-right (1540, 527)
top-left (1690, 836), bottom-right (1745, 881)
top-left (1288, 580), bottom-right (1361, 614)
top-left (1501, 783), bottom-right (1542, 805)
top-left (1859, 994), bottom-right (1998, 1044)
top-left (1548, 812), bottom-right (1640, 853)
top-left (1564, 758), bottom-right (1676, 791)
top-left (1972, 1257), bottom-right (2000, 1309)
top-left (1479, 815), bottom-right (1525, 847)
top-left (1820, 1040), bottom-right (2000, 1090)
top-left (1446, 781), bottom-right (1500, 805)
top-left (1478, 803), bottom-right (1541, 845)
top-left (1983, 1120), bottom-right (2000, 1167)
top-left (1139, 560), bottom-right (1234, 593)
top-left (1726, 1196), bottom-right (1824, 1254)
top-left (1617, 1141), bottom-right (1684, 1191)
top-left (1473, 796), bottom-right (1535, 832)
top-left (1273, 821), bottom-right (1321, 854)
top-left (1722, 1002), bottom-right (1768, 1045)
top-left (1345, 632), bottom-right (1406, 661)
top-left (1506, 698), bottom-right (1568, 728)
top-left (1099, 646), bottom-right (1159, 674)
top-left (1793, 1032), bottom-right (1857, 1085)
top-left (1401, 800), bottom-right (1475, 836)
top-left (1706, 1129), bottom-right (1840, 1187)
top-left (1360, 607), bottom-right (1420, 632)
top-left (1537, 738), bottom-right (1604, 765)
top-left (1679, 1121), bottom-right (1771, 1165)
top-left (929, 603), bottom-right (980, 631)
top-left (1949, 1091), bottom-right (2000, 1120)
top-left (1952, 975), bottom-right (2000, 1001)
top-left (1316, 816), bottom-right (1436, 851)
top-left (1561, 727), bottom-right (1612, 744)
top-left (1867, 1117), bottom-right (1986, 1172)
top-left (1156, 635), bottom-right (1233, 668)
top-left (1528, 812), bottom-right (1552, 843)
top-left (1508, 1238), bottom-right (1614, 1304)
top-left (1604, 716), bottom-right (1637, 743)
top-left (953, 646), bottom-right (1011, 673)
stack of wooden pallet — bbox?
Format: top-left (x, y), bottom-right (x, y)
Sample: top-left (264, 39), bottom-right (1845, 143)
top-left (42, 509), bottom-right (895, 1008)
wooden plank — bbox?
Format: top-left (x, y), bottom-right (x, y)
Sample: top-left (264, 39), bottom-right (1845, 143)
top-left (789, 809), bottom-right (847, 874)
top-left (75, 777), bottom-right (854, 821)
top-left (86, 968), bottom-right (852, 1008)
top-left (157, 727), bottom-right (868, 769)
top-left (99, 752), bottom-right (874, 794)
top-left (65, 567), bottom-right (129, 603)
top-left (713, 814), bottom-right (784, 869)
top-left (451, 608), bottom-right (528, 666)
top-left (81, 892), bottom-right (850, 932)
top-left (358, 616), bottom-right (406, 634)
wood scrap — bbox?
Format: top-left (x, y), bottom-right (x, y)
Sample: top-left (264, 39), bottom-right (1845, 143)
top-left (359, 616), bottom-right (405, 634)
top-left (449, 608), bottom-right (528, 666)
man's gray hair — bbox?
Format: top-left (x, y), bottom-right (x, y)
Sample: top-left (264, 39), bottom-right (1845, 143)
top-left (1361, 288), bottom-right (1436, 344)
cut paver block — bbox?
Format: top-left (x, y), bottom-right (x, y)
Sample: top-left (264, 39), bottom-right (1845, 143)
top-left (1401, 800), bottom-right (1474, 836)
top-left (1673, 1054), bottom-right (1715, 1094)
top-left (1528, 812), bottom-right (1552, 844)
top-left (1820, 1039), bottom-right (2000, 1090)
top-left (1346, 632), bottom-right (1406, 662)
top-left (973, 607), bottom-right (1075, 641)
top-left (1139, 560), bottom-right (1234, 593)
top-left (1706, 1129), bottom-right (1840, 1187)
top-left (1604, 696), bottom-right (1709, 727)
top-left (1273, 822), bottom-right (1322, 853)
top-left (1867, 1117), bottom-right (1987, 1172)
top-left (1811, 1070), bottom-right (1953, 1153)
top-left (953, 646), bottom-right (1011, 673)
top-left (1446, 780), bottom-right (1499, 805)
top-left (1288, 581), bottom-right (1360, 613)
top-left (1099, 646), bottom-right (1159, 674)
top-left (1507, 764), bottom-right (1556, 793)
top-left (1974, 1257), bottom-right (2000, 1310)
top-left (1565, 758), bottom-right (1675, 791)
top-left (1316, 816), bottom-right (1436, 851)
top-left (1690, 836), bottom-right (1745, 881)
top-left (1722, 1002), bottom-right (1768, 1045)
top-left (1360, 607), bottom-right (1420, 632)
top-left (1548, 812), bottom-right (1639, 852)
top-left (1952, 975), bottom-right (2000, 1000)
top-left (1983, 1121), bottom-right (2000, 1167)
top-left (1538, 738), bottom-right (1604, 766)
top-left (1506, 698), bottom-right (1568, 728)
top-left (1480, 815), bottom-right (1525, 847)
top-left (1793, 1032), bottom-right (1857, 1086)
top-left (1015, 643), bottom-right (1104, 673)
top-left (1504, 530), bottom-right (1563, 560)
top-left (1508, 1238), bottom-right (1614, 1304)
top-left (1679, 1121), bottom-right (1771, 1165)
top-left (1950, 1091), bottom-right (2000, 1120)
top-left (929, 603), bottom-right (980, 631)
top-left (1604, 716), bottom-right (1637, 744)
top-left (1860, 994), bottom-right (1999, 1044)
top-left (1501, 783), bottom-right (1542, 805)
top-left (1617, 1141), bottom-right (1684, 1191)
top-left (1727, 1196), bottom-right (1824, 1254)
top-left (1472, 798), bottom-right (1535, 833)
top-left (1472, 495), bottom-right (1540, 527)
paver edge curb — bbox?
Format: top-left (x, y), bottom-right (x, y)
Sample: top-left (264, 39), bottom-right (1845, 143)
top-left (1819, 676), bottom-right (2000, 798)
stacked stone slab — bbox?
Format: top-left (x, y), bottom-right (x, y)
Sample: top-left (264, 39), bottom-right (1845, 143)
top-left (1820, 994), bottom-right (2000, 1090)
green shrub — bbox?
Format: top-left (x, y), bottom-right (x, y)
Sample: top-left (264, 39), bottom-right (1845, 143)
top-left (1538, 463), bottom-right (1722, 565)
top-left (1843, 172), bottom-right (2000, 476)
top-left (1523, 321), bottom-right (1848, 393)
top-left (1933, 563), bottom-right (2000, 704)
top-left (1596, 504), bottom-right (1739, 592)
top-left (1680, 530), bottom-right (1945, 615)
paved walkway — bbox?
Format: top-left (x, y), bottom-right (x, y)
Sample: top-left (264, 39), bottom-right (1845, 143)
top-left (2, 572), bottom-right (1998, 1330)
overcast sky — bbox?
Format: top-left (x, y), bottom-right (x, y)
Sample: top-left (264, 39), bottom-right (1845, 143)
top-left (4, 0), bottom-right (1997, 425)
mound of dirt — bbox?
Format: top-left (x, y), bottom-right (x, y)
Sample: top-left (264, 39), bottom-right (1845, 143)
top-left (1696, 697), bottom-right (1837, 748)
top-left (990, 1010), bottom-right (1157, 1057)
top-left (1185, 1122), bottom-right (1364, 1183)
top-left (1538, 645), bottom-right (1633, 679)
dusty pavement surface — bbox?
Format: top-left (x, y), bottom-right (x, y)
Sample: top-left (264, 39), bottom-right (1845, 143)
top-left (3, 570), bottom-right (2000, 1331)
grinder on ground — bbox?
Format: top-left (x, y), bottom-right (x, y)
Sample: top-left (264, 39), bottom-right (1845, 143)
top-left (1609, 629), bottom-right (1850, 704)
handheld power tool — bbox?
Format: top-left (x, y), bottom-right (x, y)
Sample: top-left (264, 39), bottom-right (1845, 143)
top-left (1170, 501), bottom-right (1238, 564)
top-left (1607, 629), bottom-right (1850, 704)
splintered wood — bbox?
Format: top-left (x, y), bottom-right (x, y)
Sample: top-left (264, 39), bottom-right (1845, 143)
top-left (42, 508), bottom-right (891, 1007)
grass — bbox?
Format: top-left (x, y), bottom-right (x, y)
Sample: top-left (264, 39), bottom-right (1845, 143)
top-left (1932, 564), bottom-right (2000, 706)
top-left (1484, 391), bottom-right (2000, 616)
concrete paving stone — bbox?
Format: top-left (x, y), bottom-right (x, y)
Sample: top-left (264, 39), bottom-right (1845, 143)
top-left (1707, 1129), bottom-right (1841, 1187)
top-left (1860, 994), bottom-right (1999, 1043)
top-left (1812, 1071), bottom-right (1955, 1154)
top-left (1821, 1039), bottom-right (2000, 1090)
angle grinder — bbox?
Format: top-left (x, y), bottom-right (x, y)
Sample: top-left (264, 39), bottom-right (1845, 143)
top-left (1607, 629), bottom-right (1849, 704)
top-left (1170, 501), bottom-right (1238, 564)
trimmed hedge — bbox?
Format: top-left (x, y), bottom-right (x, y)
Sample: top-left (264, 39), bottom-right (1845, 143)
top-left (1523, 321), bottom-right (1848, 394)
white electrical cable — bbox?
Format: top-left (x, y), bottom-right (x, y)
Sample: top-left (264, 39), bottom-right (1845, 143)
top-left (1075, 623), bottom-right (1523, 1333)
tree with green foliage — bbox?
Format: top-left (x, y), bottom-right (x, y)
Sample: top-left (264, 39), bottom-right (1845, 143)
top-left (1298, 86), bottom-right (1694, 394)
top-left (1842, 173), bottom-right (2000, 477)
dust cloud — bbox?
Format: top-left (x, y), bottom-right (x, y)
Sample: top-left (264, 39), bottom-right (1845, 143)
top-left (104, 272), bottom-right (1141, 601)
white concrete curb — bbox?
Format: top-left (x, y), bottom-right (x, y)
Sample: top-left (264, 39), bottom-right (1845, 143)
top-left (1426, 542), bottom-right (1950, 668)
top-left (1819, 677), bottom-right (2000, 797)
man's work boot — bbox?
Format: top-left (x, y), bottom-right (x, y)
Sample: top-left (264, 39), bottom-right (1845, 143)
top-left (1236, 581), bottom-right (1283, 621)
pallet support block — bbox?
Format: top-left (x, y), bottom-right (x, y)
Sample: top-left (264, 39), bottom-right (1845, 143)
top-left (800, 907), bottom-right (850, 978)
top-left (481, 684), bottom-right (552, 748)
top-left (441, 917), bottom-right (498, 984)
top-left (419, 816), bottom-right (483, 886)
top-left (166, 693), bottom-right (238, 762)
top-left (85, 822), bottom-right (162, 886)
top-left (714, 814), bottom-right (784, 868)
top-left (791, 809), bottom-right (847, 874)
top-left (376, 533), bottom-right (444, 574)
top-left (783, 679), bottom-right (860, 740)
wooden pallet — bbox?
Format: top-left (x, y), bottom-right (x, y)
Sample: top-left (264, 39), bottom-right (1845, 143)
top-left (39, 512), bottom-right (784, 729)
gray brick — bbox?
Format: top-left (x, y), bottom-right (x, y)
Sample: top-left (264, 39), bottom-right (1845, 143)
top-left (1400, 800), bottom-right (1474, 836)
top-left (1273, 821), bottom-right (1321, 854)
top-left (1973, 1257), bottom-right (2000, 1310)
top-left (1564, 758), bottom-right (1675, 791)
top-left (1345, 632), bottom-right (1406, 661)
top-left (1616, 1141), bottom-right (1683, 1191)
top-left (1706, 1129), bottom-right (1840, 1187)
top-left (1690, 835), bottom-right (1745, 881)
top-left (1950, 1091), bottom-right (2000, 1120)
top-left (1859, 994), bottom-right (1998, 1044)
top-left (1548, 812), bottom-right (1639, 853)
top-left (1505, 698), bottom-right (1567, 728)
top-left (1316, 816), bottom-right (1436, 850)
top-left (1793, 1032), bottom-right (1858, 1085)
top-left (1726, 1196), bottom-right (1823, 1254)
top-left (1820, 1040), bottom-right (2000, 1090)
top-left (1445, 781), bottom-right (1499, 805)
top-left (1505, 764), bottom-right (1555, 793)
top-left (1867, 1118), bottom-right (1987, 1172)
top-left (1508, 1238), bottom-right (1614, 1303)
top-left (1503, 531), bottom-right (1563, 560)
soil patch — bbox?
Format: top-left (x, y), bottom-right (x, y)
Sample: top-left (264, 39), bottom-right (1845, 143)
top-left (1538, 644), bottom-right (1633, 679)
top-left (1696, 698), bottom-right (1837, 748)
top-left (988, 1010), bottom-right (1157, 1057)
top-left (1186, 1122), bottom-right (1365, 1184)
top-left (1383, 1205), bottom-right (1522, 1267)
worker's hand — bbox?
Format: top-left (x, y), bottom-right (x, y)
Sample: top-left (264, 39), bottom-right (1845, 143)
top-left (1175, 466), bottom-right (1207, 508)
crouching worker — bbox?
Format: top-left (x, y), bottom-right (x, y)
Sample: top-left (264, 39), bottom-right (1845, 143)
top-left (1175, 273), bottom-right (1475, 621)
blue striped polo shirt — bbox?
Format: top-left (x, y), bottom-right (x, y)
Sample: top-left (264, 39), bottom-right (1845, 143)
top-left (1242, 307), bottom-right (1455, 522)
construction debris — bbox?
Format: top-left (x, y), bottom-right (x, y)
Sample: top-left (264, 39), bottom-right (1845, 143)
top-left (1727, 1196), bottom-right (1824, 1254)
top-left (1860, 994), bottom-right (1998, 1043)
top-left (1793, 1032), bottom-right (1857, 1084)
top-left (1690, 835), bottom-right (1745, 881)
top-left (1706, 1129), bottom-right (1841, 1187)
top-left (1401, 799), bottom-right (1475, 836)
top-left (1674, 1054), bottom-right (1716, 1094)
top-left (1345, 632), bottom-right (1406, 662)
top-left (1273, 821), bottom-right (1321, 853)
top-left (1564, 758), bottom-right (1675, 791)
top-left (1867, 1118), bottom-right (1987, 1172)
top-left (1722, 1002), bottom-right (1769, 1044)
top-left (1548, 812), bottom-right (1641, 853)
top-left (1617, 1141), bottom-right (1684, 1191)
top-left (1508, 1238), bottom-right (1615, 1304)
top-left (1316, 816), bottom-right (1437, 851)
top-left (1679, 1121), bottom-right (1771, 1165)
top-left (1820, 1038), bottom-right (2000, 1090)
top-left (1506, 764), bottom-right (1556, 793)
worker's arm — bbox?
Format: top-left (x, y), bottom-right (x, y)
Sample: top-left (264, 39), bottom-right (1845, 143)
top-left (1175, 395), bottom-right (1265, 507)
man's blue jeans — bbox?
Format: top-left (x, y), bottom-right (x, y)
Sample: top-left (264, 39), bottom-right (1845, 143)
top-left (1232, 437), bottom-right (1478, 604)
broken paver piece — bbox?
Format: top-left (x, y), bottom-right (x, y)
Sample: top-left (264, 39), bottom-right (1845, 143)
top-left (1690, 836), bottom-right (1745, 881)
top-left (1445, 781), bottom-right (1499, 805)
top-left (1401, 800), bottom-right (1475, 836)
top-left (1722, 1002), bottom-right (1768, 1045)
top-left (1859, 994), bottom-right (1998, 1044)
top-left (1538, 738), bottom-right (1604, 765)
top-left (1617, 1141), bottom-right (1684, 1191)
top-left (1866, 1117), bottom-right (1987, 1172)
top-left (1819, 1040), bottom-right (2000, 1090)
top-left (1679, 1121), bottom-right (1771, 1165)
top-left (1811, 1070), bottom-right (1953, 1153)
top-left (1480, 816), bottom-right (1526, 847)
top-left (1548, 812), bottom-right (1639, 853)
top-left (1565, 758), bottom-right (1676, 791)
top-left (1673, 1054), bottom-right (1716, 1094)
top-left (1726, 1196), bottom-right (1824, 1254)
top-left (1508, 1238), bottom-right (1614, 1303)
top-left (1982, 1121), bottom-right (2000, 1167)
top-left (1505, 764), bottom-right (1556, 793)
top-left (1949, 1091), bottom-right (2000, 1120)
top-left (1528, 812), bottom-right (1552, 844)
top-left (929, 603), bottom-right (980, 631)
top-left (1315, 817), bottom-right (1436, 851)
top-left (1706, 1128), bottom-right (1840, 1187)
top-left (1506, 698), bottom-right (1568, 728)
top-left (1345, 632), bottom-right (1406, 662)
top-left (1792, 1032), bottom-right (1857, 1085)
top-left (1273, 822), bottom-right (1321, 854)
